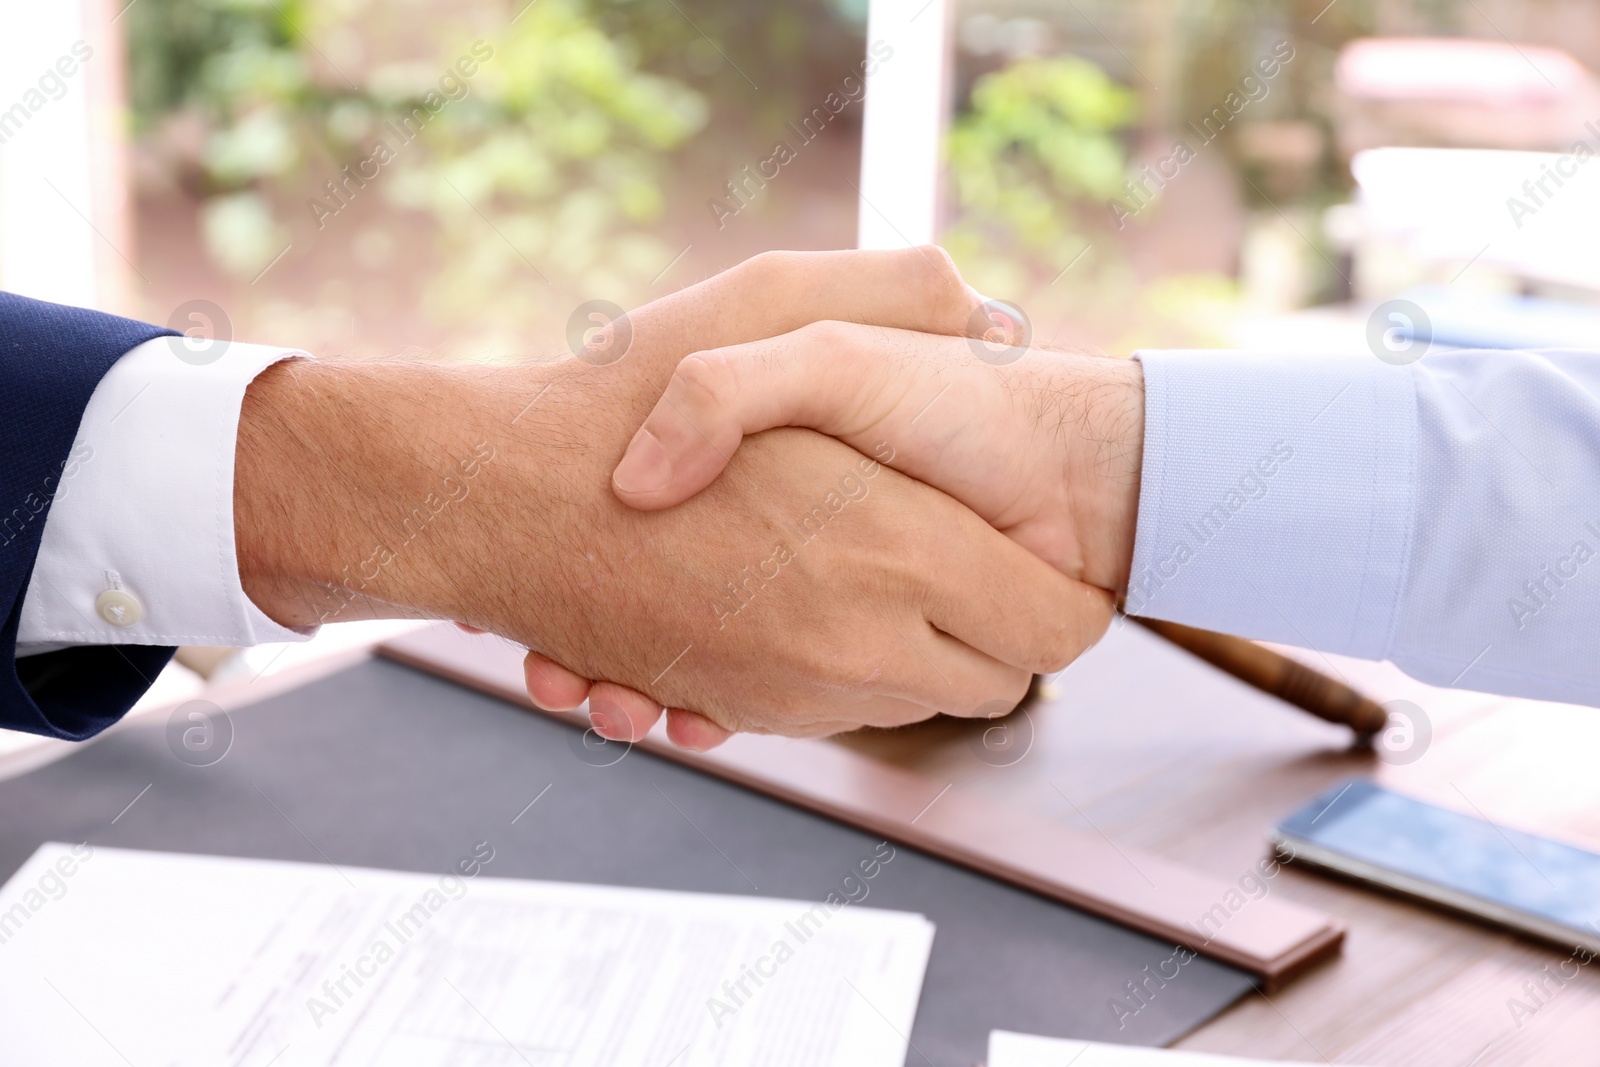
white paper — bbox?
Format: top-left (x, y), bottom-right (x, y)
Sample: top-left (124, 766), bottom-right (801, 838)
top-left (0, 843), bottom-right (934, 1066)
top-left (988, 1032), bottom-right (1376, 1067)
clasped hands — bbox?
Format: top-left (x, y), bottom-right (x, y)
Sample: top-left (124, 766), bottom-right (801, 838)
top-left (235, 247), bottom-right (1144, 751)
top-left (517, 246), bottom-right (1146, 750)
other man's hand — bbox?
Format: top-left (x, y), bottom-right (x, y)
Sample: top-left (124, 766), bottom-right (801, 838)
top-left (610, 321), bottom-right (1146, 596)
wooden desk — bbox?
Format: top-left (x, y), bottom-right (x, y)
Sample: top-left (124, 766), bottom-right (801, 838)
top-left (834, 620), bottom-right (1600, 1064)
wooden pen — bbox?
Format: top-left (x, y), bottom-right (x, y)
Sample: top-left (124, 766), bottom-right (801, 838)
top-left (1129, 616), bottom-right (1390, 738)
top-left (1021, 617), bottom-right (1388, 739)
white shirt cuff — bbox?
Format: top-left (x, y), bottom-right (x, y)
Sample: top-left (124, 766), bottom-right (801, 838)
top-left (1125, 350), bottom-right (1418, 660)
top-left (18, 337), bottom-right (315, 651)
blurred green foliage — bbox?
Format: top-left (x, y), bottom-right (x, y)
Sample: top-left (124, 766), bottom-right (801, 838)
top-left (126, 0), bottom-right (308, 139)
top-left (384, 2), bottom-right (707, 331)
top-left (126, 0), bottom-right (708, 339)
top-left (940, 52), bottom-right (1251, 353)
top-left (944, 56), bottom-right (1136, 296)
top-left (125, 0), bottom-right (1384, 350)
top-left (934, 55), bottom-right (1139, 310)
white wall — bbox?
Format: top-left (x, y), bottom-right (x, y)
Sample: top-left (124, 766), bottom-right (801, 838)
top-left (858, 0), bottom-right (952, 250)
top-left (0, 0), bottom-right (123, 310)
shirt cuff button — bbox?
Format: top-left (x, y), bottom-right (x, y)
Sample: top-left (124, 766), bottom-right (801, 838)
top-left (95, 589), bottom-right (144, 627)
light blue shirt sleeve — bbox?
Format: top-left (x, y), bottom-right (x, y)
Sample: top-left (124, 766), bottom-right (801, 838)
top-left (1126, 348), bottom-right (1600, 707)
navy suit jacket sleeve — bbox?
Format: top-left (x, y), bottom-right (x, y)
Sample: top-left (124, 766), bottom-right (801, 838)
top-left (2, 292), bottom-right (179, 740)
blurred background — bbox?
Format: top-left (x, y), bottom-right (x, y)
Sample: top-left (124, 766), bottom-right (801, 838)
top-left (16, 0), bottom-right (1600, 360)
top-left (5, 0), bottom-right (1600, 741)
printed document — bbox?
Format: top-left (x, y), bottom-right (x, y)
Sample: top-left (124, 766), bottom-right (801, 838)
top-left (0, 843), bottom-right (934, 1066)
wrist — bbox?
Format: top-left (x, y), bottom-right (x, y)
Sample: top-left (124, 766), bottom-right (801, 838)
top-left (1061, 355), bottom-right (1144, 594)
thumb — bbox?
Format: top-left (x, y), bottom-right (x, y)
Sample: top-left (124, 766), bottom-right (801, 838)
top-left (611, 321), bottom-right (904, 510)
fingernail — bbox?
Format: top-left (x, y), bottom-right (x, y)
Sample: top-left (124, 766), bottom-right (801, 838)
top-left (589, 698), bottom-right (628, 741)
top-left (613, 428), bottom-right (672, 494)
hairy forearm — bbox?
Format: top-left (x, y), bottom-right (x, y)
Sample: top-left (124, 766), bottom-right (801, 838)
top-left (232, 350), bottom-right (725, 644)
top-left (234, 358), bottom-right (555, 629)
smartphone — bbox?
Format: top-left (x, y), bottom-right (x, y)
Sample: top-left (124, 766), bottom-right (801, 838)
top-left (1272, 779), bottom-right (1600, 952)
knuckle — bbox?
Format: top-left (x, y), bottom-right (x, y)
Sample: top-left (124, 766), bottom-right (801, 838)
top-left (830, 630), bottom-right (904, 693)
top-left (674, 350), bottom-right (736, 410)
top-left (951, 668), bottom-right (1029, 718)
top-left (909, 244), bottom-right (968, 311)
top-left (795, 318), bottom-right (857, 353)
top-left (915, 243), bottom-right (960, 278)
top-left (1033, 622), bottom-right (1081, 674)
top-left (1031, 589), bottom-right (1113, 673)
top-left (837, 634), bottom-right (897, 688)
top-left (991, 670), bottom-right (1033, 714)
top-left (739, 249), bottom-right (798, 289)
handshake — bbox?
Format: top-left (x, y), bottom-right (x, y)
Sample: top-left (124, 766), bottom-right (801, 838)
top-left (234, 248), bottom-right (1146, 749)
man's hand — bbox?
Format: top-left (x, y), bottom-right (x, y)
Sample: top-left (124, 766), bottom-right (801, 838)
top-left (233, 249), bottom-right (1116, 749)
top-left (610, 322), bottom-right (1146, 596)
